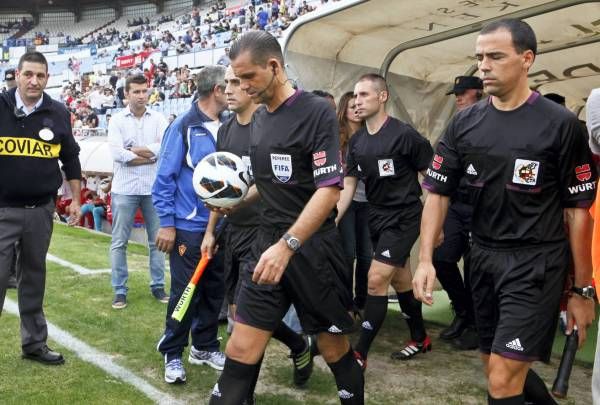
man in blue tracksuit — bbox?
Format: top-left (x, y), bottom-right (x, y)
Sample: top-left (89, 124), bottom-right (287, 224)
top-left (152, 65), bottom-right (228, 384)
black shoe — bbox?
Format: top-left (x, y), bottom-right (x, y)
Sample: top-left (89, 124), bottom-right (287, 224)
top-left (290, 335), bottom-right (314, 387)
top-left (7, 275), bottom-right (17, 289)
top-left (452, 326), bottom-right (479, 350)
top-left (112, 294), bottom-right (127, 309)
top-left (151, 288), bottom-right (169, 303)
top-left (22, 345), bottom-right (65, 365)
top-left (439, 314), bottom-right (469, 341)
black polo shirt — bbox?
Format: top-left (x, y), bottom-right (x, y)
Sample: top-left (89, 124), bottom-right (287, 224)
top-left (346, 116), bottom-right (433, 208)
top-left (423, 92), bottom-right (597, 248)
top-left (216, 115), bottom-right (261, 227)
top-left (249, 90), bottom-right (342, 229)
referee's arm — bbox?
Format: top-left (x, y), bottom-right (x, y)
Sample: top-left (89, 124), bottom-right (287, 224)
top-left (565, 207), bottom-right (596, 348)
top-left (336, 176), bottom-right (357, 224)
top-left (413, 192), bottom-right (450, 305)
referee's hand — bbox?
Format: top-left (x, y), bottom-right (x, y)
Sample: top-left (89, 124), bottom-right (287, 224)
top-left (253, 239), bottom-right (293, 285)
top-left (566, 294), bottom-right (596, 348)
top-left (412, 261), bottom-right (436, 306)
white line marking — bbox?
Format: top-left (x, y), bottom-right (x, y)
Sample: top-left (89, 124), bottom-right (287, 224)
top-left (3, 299), bottom-right (182, 405)
top-left (46, 254), bottom-right (111, 275)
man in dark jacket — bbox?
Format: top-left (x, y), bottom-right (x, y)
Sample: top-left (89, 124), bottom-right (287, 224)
top-left (0, 51), bottom-right (81, 366)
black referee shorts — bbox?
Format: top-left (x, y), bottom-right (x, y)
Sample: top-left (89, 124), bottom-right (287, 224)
top-left (235, 226), bottom-right (355, 335)
top-left (469, 241), bottom-right (568, 362)
top-left (369, 205), bottom-right (421, 267)
top-left (223, 224), bottom-right (256, 305)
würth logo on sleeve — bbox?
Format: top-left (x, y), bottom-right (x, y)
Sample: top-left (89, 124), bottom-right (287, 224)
top-left (432, 154), bottom-right (444, 170)
top-left (575, 164), bottom-right (592, 182)
top-left (313, 151), bottom-right (326, 167)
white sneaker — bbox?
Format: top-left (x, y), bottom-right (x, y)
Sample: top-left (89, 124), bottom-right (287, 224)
top-left (164, 355), bottom-right (186, 384)
top-left (188, 346), bottom-right (226, 370)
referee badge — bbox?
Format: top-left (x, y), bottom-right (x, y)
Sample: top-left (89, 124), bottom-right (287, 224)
top-left (271, 153), bottom-right (292, 183)
top-left (39, 128), bottom-right (54, 141)
top-left (378, 159), bottom-right (395, 177)
top-left (178, 244), bottom-right (187, 256)
top-left (512, 159), bottom-right (539, 185)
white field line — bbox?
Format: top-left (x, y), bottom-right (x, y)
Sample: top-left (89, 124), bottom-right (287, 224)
top-left (3, 299), bottom-right (183, 405)
top-left (46, 253), bottom-right (111, 275)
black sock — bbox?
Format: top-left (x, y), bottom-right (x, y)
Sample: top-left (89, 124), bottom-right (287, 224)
top-left (488, 392), bottom-right (525, 404)
top-left (355, 295), bottom-right (388, 358)
top-left (396, 290), bottom-right (426, 342)
top-left (246, 356), bottom-right (263, 403)
top-left (327, 349), bottom-right (365, 405)
top-left (208, 357), bottom-right (260, 404)
top-left (272, 321), bottom-right (306, 354)
top-left (523, 369), bottom-right (557, 405)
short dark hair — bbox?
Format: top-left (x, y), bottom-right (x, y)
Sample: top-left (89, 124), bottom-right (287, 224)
top-left (229, 30), bottom-right (283, 67)
top-left (125, 74), bottom-right (148, 92)
top-left (357, 73), bottom-right (388, 93)
top-left (18, 51), bottom-right (48, 71)
top-left (312, 89), bottom-right (334, 99)
top-left (480, 18), bottom-right (537, 55)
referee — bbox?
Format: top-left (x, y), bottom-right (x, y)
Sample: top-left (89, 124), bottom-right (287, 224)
top-left (0, 51), bottom-right (81, 365)
top-left (209, 31), bottom-right (363, 405)
top-left (338, 74), bottom-right (433, 363)
top-left (202, 65), bottom-right (315, 395)
top-left (414, 19), bottom-right (596, 405)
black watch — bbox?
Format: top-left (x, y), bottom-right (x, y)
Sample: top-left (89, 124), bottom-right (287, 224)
top-left (282, 233), bottom-right (301, 252)
top-left (571, 285), bottom-right (596, 299)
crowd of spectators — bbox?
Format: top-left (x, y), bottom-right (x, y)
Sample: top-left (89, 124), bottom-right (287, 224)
top-left (0, 17), bottom-right (33, 34)
top-left (87, 0), bottom-right (328, 59)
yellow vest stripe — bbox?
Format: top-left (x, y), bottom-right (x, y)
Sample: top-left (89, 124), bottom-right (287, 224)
top-left (0, 137), bottom-right (61, 158)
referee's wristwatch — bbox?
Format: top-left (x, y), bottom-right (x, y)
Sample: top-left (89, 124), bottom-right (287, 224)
top-left (571, 285), bottom-right (596, 299)
top-left (282, 233), bottom-right (301, 253)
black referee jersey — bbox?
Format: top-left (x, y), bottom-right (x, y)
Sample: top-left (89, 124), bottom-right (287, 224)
top-left (423, 92), bottom-right (597, 248)
top-left (249, 90), bottom-right (343, 229)
top-left (216, 116), bottom-right (261, 227)
top-left (346, 116), bottom-right (433, 208)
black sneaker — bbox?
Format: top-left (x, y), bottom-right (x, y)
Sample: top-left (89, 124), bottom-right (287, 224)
top-left (290, 335), bottom-right (314, 387)
top-left (452, 326), bottom-right (479, 350)
top-left (439, 314), bottom-right (469, 341)
top-left (152, 288), bottom-right (169, 303)
top-left (112, 294), bottom-right (127, 309)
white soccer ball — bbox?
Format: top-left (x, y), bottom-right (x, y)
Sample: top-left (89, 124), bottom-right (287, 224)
top-left (192, 151), bottom-right (250, 208)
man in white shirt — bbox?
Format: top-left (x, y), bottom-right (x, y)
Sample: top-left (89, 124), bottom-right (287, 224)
top-left (108, 74), bottom-right (169, 309)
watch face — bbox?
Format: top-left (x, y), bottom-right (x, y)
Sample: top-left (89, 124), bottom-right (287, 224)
top-left (584, 287), bottom-right (596, 298)
top-left (288, 238), bottom-right (300, 250)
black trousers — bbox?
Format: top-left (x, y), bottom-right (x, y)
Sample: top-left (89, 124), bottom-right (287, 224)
top-left (0, 200), bottom-right (54, 353)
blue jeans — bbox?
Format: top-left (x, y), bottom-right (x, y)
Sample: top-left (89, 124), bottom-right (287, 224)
top-left (81, 203), bottom-right (106, 232)
top-left (110, 193), bottom-right (165, 295)
top-left (338, 200), bottom-right (372, 309)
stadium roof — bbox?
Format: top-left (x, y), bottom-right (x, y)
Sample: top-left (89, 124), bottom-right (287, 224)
top-left (284, 0), bottom-right (600, 140)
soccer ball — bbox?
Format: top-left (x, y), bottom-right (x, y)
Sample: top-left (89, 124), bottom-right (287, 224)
top-left (192, 151), bottom-right (250, 208)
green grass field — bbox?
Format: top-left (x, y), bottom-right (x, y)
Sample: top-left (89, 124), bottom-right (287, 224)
top-left (0, 223), bottom-right (595, 404)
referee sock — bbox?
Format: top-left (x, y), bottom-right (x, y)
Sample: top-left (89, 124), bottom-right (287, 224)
top-left (246, 356), bottom-right (263, 403)
top-left (523, 369), bottom-right (557, 404)
top-left (397, 291), bottom-right (426, 342)
top-left (355, 294), bottom-right (388, 358)
top-left (272, 321), bottom-right (306, 354)
top-left (208, 357), bottom-right (259, 404)
top-left (327, 348), bottom-right (365, 405)
top-left (487, 392), bottom-right (525, 404)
